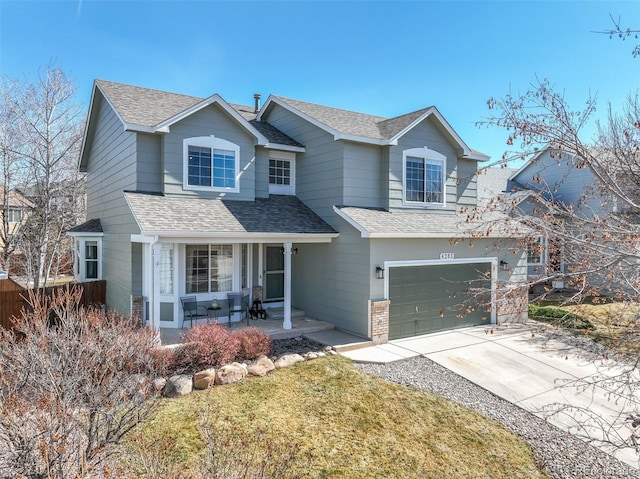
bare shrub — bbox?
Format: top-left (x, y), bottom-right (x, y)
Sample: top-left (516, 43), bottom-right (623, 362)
top-left (232, 327), bottom-right (272, 361)
top-left (179, 323), bottom-right (239, 371)
top-left (0, 286), bottom-right (161, 478)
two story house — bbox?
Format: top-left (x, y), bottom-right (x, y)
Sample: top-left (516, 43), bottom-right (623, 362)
top-left (71, 80), bottom-right (527, 343)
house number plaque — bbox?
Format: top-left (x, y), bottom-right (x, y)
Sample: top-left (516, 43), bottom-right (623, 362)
top-left (439, 252), bottom-right (455, 260)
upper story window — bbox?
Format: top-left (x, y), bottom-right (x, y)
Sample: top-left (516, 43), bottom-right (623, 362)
top-left (402, 147), bottom-right (446, 207)
top-left (183, 136), bottom-right (240, 193)
top-left (7, 207), bottom-right (24, 223)
top-left (268, 151), bottom-right (296, 195)
top-left (527, 237), bottom-right (547, 265)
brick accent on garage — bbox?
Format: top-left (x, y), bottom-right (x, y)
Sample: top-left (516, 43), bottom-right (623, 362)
top-left (371, 299), bottom-right (390, 345)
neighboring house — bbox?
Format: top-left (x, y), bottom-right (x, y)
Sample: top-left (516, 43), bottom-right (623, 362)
top-left (0, 186), bottom-right (33, 270)
top-left (505, 147), bottom-right (618, 290)
top-left (71, 79), bottom-right (527, 343)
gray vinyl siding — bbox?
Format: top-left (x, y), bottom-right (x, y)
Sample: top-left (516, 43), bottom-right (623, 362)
top-left (161, 104), bottom-right (257, 200)
top-left (292, 219), bottom-right (371, 337)
top-left (85, 96), bottom-right (140, 313)
top-left (389, 117), bottom-right (460, 213)
top-left (265, 104), bottom-right (344, 221)
top-left (136, 133), bottom-right (162, 193)
top-left (343, 141), bottom-right (384, 208)
top-left (254, 148), bottom-right (270, 198)
top-left (512, 151), bottom-right (603, 215)
top-left (457, 158), bottom-right (478, 208)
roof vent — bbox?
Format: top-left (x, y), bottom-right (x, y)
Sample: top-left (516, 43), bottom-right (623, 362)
top-left (253, 93), bottom-right (261, 113)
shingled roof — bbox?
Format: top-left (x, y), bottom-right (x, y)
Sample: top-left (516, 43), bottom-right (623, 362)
top-left (259, 96), bottom-right (489, 160)
top-left (334, 206), bottom-right (523, 239)
top-left (94, 80), bottom-right (302, 148)
top-left (124, 192), bottom-right (337, 238)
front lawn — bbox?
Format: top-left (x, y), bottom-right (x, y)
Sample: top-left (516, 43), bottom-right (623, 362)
top-left (122, 356), bottom-right (548, 478)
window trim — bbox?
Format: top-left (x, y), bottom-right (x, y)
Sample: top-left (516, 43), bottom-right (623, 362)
top-left (183, 136), bottom-right (240, 193)
top-left (402, 147), bottom-right (447, 207)
top-left (74, 236), bottom-right (102, 281)
top-left (268, 151), bottom-right (296, 195)
top-left (185, 243), bottom-right (234, 294)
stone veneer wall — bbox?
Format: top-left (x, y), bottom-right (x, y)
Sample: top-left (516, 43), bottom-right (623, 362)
top-left (131, 295), bottom-right (145, 325)
top-left (370, 300), bottom-right (390, 345)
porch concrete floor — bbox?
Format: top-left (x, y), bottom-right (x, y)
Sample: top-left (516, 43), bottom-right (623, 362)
top-left (160, 308), bottom-right (340, 346)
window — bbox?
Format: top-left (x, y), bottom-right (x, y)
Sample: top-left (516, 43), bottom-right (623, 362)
top-left (403, 147), bottom-right (446, 206)
top-left (183, 136), bottom-right (240, 192)
top-left (268, 152), bottom-right (296, 195)
top-left (527, 237), bottom-right (547, 265)
top-left (159, 244), bottom-right (174, 295)
top-left (7, 208), bottom-right (23, 223)
top-left (186, 244), bottom-right (233, 294)
top-left (269, 159), bottom-right (291, 185)
top-left (85, 241), bottom-right (99, 279)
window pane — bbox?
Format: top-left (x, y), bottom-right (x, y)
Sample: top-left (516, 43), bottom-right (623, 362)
top-left (425, 161), bottom-right (443, 203)
top-left (160, 244), bottom-right (173, 295)
top-left (188, 146), bottom-right (212, 186)
top-left (85, 241), bottom-right (98, 279)
top-left (210, 244), bottom-right (233, 292)
top-left (405, 157), bottom-right (425, 202)
top-left (186, 245), bottom-right (209, 293)
top-left (213, 149), bottom-right (236, 189)
top-left (86, 261), bottom-right (98, 279)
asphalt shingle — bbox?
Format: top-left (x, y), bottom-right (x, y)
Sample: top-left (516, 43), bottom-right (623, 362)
top-left (124, 192), bottom-right (336, 236)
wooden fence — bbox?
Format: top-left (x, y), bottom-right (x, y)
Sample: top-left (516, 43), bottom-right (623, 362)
top-left (0, 280), bottom-right (106, 332)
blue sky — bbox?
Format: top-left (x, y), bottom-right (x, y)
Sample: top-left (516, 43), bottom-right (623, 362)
top-left (1, 0), bottom-right (638, 165)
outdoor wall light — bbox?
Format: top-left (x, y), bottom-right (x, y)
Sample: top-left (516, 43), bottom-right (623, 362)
top-left (375, 266), bottom-right (385, 280)
top-left (499, 260), bottom-right (508, 271)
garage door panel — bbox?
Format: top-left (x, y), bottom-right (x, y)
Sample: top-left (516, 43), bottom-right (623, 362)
top-left (388, 262), bottom-right (492, 340)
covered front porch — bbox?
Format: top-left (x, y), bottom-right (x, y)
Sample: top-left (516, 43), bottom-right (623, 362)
top-left (124, 192), bottom-right (339, 333)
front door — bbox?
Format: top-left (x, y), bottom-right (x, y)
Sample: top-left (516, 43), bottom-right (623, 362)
top-left (264, 245), bottom-right (284, 302)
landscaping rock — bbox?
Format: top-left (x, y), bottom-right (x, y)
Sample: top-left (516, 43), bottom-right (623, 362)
top-left (274, 353), bottom-right (305, 368)
top-left (153, 377), bottom-right (167, 393)
top-left (247, 355), bottom-right (276, 377)
top-left (193, 368), bottom-right (216, 390)
top-left (215, 362), bottom-right (247, 385)
top-left (163, 374), bottom-right (193, 397)
top-left (304, 352), bottom-right (319, 360)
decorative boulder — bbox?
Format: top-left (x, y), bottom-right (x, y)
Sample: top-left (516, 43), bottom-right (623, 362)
top-left (153, 377), bottom-right (167, 393)
top-left (274, 353), bottom-right (305, 369)
top-left (304, 352), bottom-right (319, 360)
top-left (163, 374), bottom-right (193, 397)
top-left (193, 368), bottom-right (216, 390)
top-left (247, 355), bottom-right (276, 377)
top-left (215, 362), bottom-right (247, 385)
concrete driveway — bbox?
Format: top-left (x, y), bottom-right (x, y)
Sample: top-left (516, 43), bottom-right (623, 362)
top-left (341, 323), bottom-right (640, 468)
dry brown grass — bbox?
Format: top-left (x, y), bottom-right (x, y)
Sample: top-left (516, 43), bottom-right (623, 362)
top-left (123, 356), bottom-right (548, 479)
top-left (561, 302), bottom-right (640, 356)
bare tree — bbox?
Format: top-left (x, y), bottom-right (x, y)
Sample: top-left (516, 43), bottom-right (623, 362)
top-left (477, 78), bottom-right (640, 456)
top-left (0, 286), bottom-right (161, 478)
top-left (593, 14), bottom-right (640, 58)
top-left (0, 65), bottom-right (85, 288)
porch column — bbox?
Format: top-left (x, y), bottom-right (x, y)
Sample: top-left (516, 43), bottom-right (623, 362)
top-left (283, 242), bottom-right (292, 330)
top-left (151, 242), bottom-right (161, 332)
